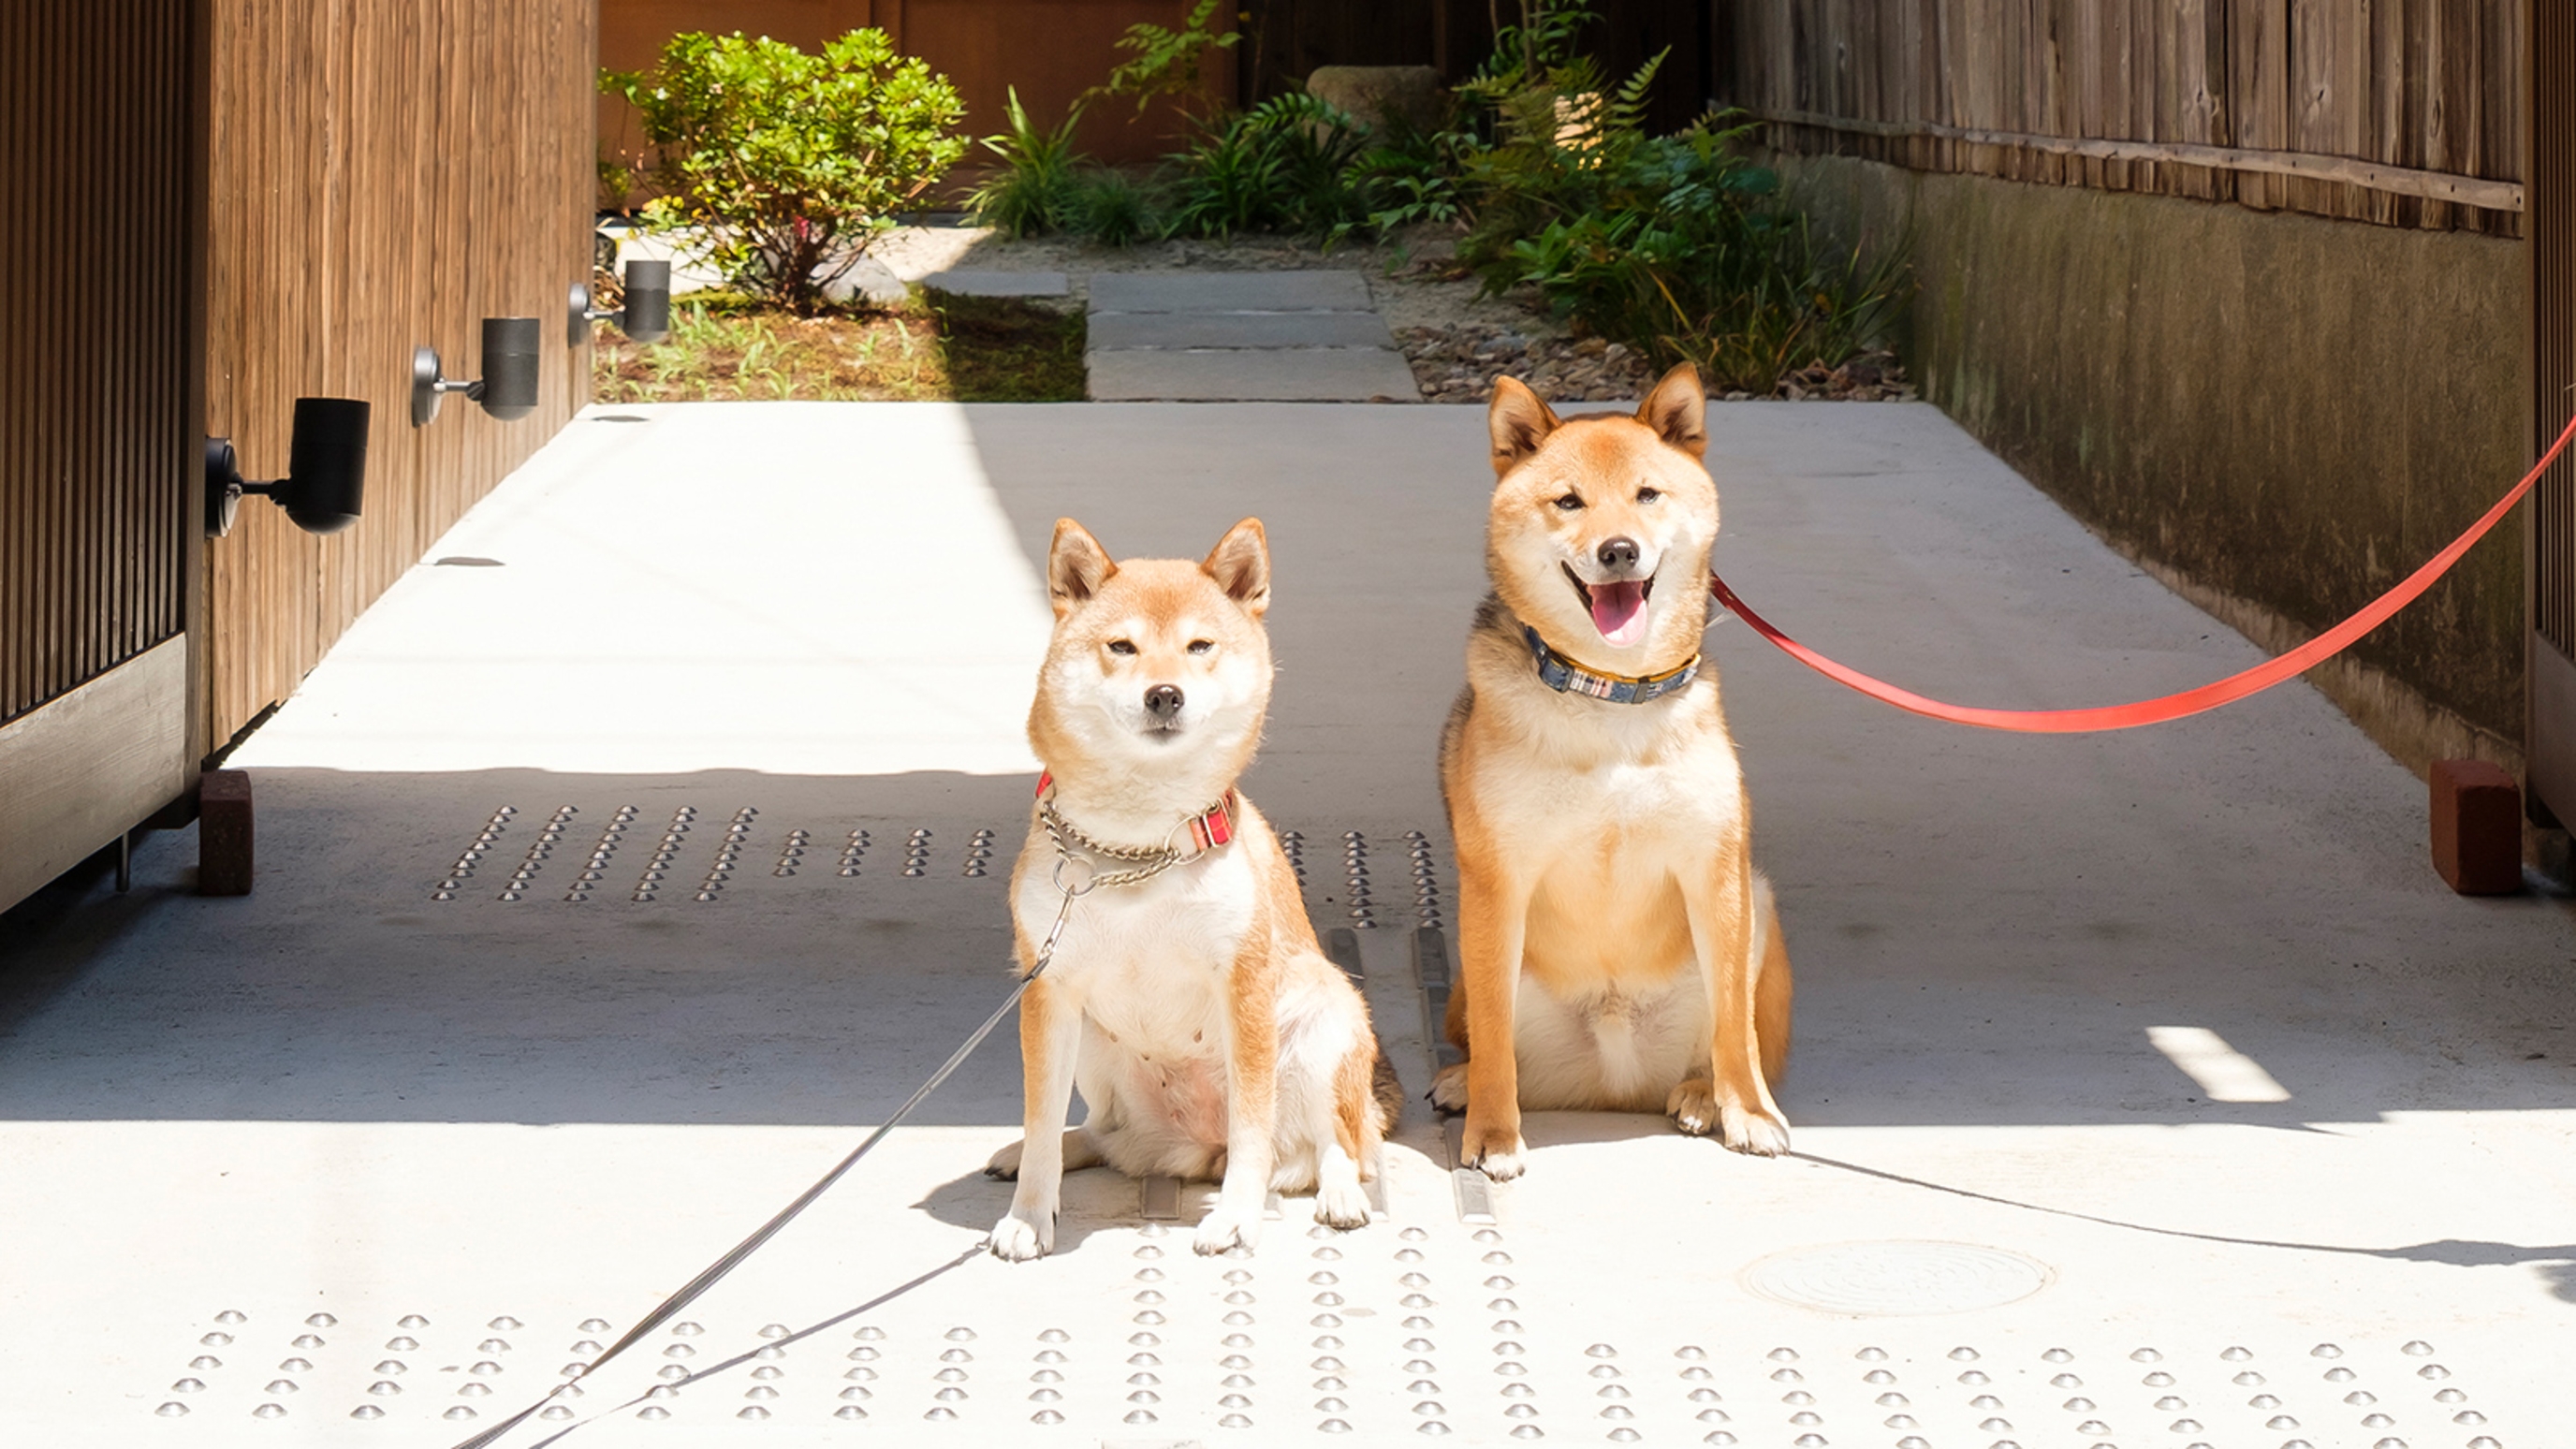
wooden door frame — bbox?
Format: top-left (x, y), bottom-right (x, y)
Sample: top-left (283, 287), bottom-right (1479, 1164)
top-left (0, 2), bottom-right (209, 915)
top-left (2530, 0), bottom-right (2576, 828)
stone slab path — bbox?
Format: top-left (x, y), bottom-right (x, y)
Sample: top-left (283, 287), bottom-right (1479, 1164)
top-left (1084, 270), bottom-right (1421, 402)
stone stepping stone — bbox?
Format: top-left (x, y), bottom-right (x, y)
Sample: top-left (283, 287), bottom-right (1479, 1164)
top-left (1088, 347), bottom-right (1421, 403)
top-left (1084, 270), bottom-right (1416, 402)
top-left (919, 269), bottom-right (1070, 298)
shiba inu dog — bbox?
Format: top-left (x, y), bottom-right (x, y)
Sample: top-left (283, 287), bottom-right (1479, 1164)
top-left (986, 518), bottom-right (1400, 1260)
top-left (1434, 363), bottom-right (1793, 1178)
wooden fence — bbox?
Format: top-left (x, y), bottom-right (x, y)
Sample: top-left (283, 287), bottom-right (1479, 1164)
top-left (204, 0), bottom-right (596, 747)
top-left (1716, 0), bottom-right (2525, 236)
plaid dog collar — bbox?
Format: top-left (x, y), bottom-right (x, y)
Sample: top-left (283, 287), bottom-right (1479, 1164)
top-left (1523, 624), bottom-right (1701, 705)
top-left (1035, 770), bottom-right (1237, 853)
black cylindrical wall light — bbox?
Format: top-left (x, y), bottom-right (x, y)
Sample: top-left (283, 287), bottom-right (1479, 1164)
top-left (206, 397), bottom-right (372, 538)
top-left (412, 316), bottom-right (543, 426)
top-left (622, 259), bottom-right (672, 344)
top-left (477, 317), bottom-right (541, 420)
top-left (567, 257), bottom-right (673, 346)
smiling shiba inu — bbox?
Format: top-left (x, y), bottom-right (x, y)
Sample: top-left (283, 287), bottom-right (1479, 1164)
top-left (985, 518), bottom-right (1400, 1260)
top-left (1434, 363), bottom-right (1793, 1178)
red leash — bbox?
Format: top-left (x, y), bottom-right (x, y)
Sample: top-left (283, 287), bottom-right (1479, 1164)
top-left (1709, 413), bottom-right (2576, 734)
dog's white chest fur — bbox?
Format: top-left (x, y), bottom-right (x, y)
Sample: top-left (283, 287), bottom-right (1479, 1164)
top-left (1018, 844), bottom-right (1254, 1044)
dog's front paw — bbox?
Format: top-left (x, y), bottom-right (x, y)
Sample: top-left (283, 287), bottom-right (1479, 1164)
top-left (1313, 1179), bottom-right (1371, 1231)
top-left (1427, 1061), bottom-right (1471, 1115)
top-left (1666, 1077), bottom-right (1721, 1136)
top-left (1459, 1120), bottom-right (1526, 1180)
top-left (986, 1208), bottom-right (1053, 1262)
top-left (983, 1138), bottom-right (1025, 1180)
top-left (1193, 1201), bottom-right (1263, 1256)
top-left (1716, 1099), bottom-right (1791, 1158)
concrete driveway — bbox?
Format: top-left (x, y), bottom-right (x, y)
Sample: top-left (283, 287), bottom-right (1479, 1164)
top-left (2, 399), bottom-right (2569, 1448)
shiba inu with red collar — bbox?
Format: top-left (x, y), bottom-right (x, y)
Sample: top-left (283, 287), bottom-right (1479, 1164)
top-left (1435, 364), bottom-right (1794, 1179)
top-left (986, 518), bottom-right (1399, 1260)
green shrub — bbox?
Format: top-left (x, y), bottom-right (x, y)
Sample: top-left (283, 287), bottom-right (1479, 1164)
top-left (605, 30), bottom-right (966, 312)
top-left (1500, 119), bottom-right (1910, 391)
top-left (1094, 0), bottom-right (1238, 120)
top-left (1066, 169), bottom-right (1159, 246)
top-left (1331, 110), bottom-right (1474, 243)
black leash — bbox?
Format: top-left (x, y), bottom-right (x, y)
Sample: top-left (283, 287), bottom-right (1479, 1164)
top-left (447, 891), bottom-right (1079, 1449)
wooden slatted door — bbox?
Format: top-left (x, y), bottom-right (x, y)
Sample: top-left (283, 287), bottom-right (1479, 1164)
top-left (0, 5), bottom-right (200, 913)
top-left (2531, 0), bottom-right (2576, 827)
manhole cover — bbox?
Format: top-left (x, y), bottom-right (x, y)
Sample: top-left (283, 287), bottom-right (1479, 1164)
top-left (1741, 1240), bottom-right (2052, 1315)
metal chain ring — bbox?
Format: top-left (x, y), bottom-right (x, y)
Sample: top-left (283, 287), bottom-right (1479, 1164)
top-left (1037, 791), bottom-right (1220, 892)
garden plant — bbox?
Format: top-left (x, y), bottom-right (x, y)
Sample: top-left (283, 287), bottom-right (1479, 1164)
top-left (970, 0), bottom-right (1910, 394)
top-left (604, 29), bottom-right (966, 313)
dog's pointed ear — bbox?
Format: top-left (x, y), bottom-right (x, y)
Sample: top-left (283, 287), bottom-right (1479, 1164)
top-left (1488, 376), bottom-right (1561, 478)
top-left (1636, 361), bottom-right (1708, 458)
top-left (1202, 517), bottom-right (1271, 618)
top-left (1048, 518), bottom-right (1117, 620)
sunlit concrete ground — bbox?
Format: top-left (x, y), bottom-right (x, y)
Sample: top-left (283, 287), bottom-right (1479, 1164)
top-left (3, 399), bottom-right (2571, 1448)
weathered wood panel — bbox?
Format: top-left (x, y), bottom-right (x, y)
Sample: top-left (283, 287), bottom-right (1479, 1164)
top-left (203, 0), bottom-right (596, 749)
top-left (1718, 0), bottom-right (2525, 235)
top-left (0, 3), bottom-right (194, 727)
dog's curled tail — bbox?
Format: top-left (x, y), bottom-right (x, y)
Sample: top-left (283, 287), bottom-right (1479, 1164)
top-left (1370, 1037), bottom-right (1405, 1132)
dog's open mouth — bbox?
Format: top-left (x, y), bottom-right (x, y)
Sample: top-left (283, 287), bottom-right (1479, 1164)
top-left (1564, 564), bottom-right (1654, 646)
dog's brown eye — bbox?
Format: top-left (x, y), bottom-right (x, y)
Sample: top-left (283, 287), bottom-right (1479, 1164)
top-left (1106, 639), bottom-right (1137, 656)
top-left (1187, 640), bottom-right (1214, 655)
top-left (1636, 487), bottom-right (1661, 504)
top-left (1553, 493), bottom-right (1584, 512)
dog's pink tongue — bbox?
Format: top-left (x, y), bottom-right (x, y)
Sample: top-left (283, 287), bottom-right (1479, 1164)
top-left (1588, 581), bottom-right (1647, 645)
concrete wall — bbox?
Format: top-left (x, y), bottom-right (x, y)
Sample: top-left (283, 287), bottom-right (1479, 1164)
top-left (1774, 154), bottom-right (2531, 772)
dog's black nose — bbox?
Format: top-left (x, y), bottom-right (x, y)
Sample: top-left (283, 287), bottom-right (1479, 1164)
top-left (1145, 683), bottom-right (1185, 719)
top-left (1597, 535), bottom-right (1641, 571)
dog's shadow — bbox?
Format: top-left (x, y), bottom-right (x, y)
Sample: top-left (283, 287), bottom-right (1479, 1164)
top-left (913, 1159), bottom-right (1170, 1258)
